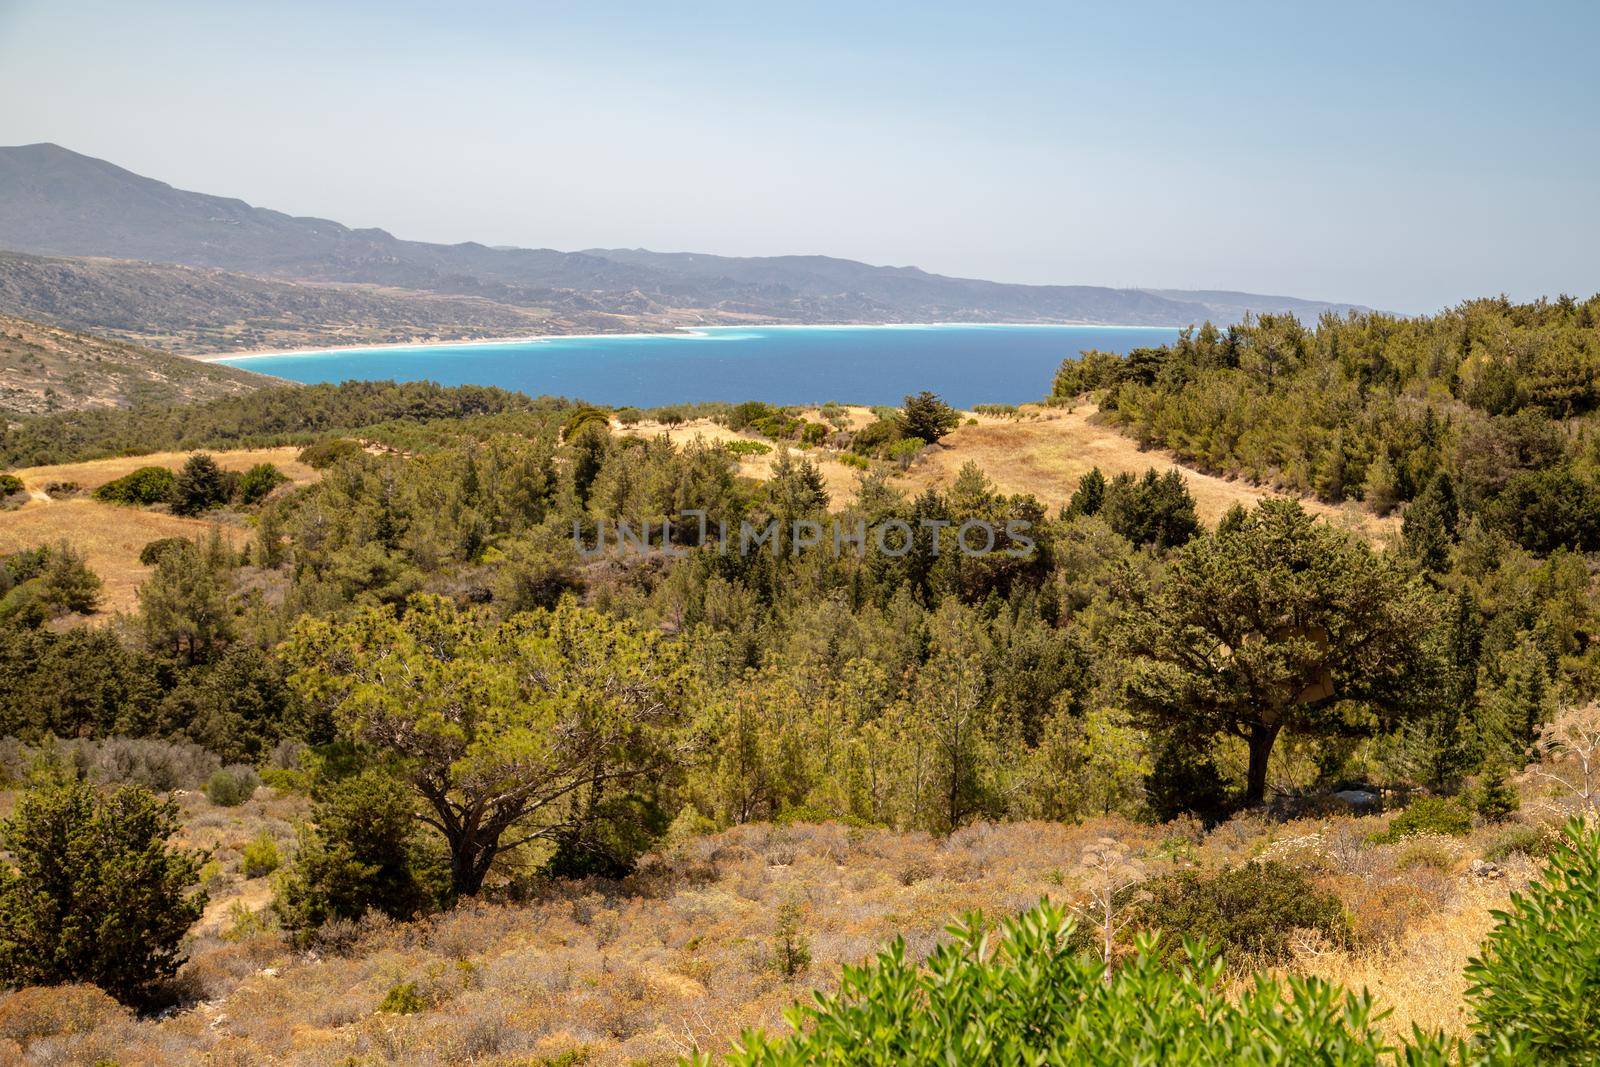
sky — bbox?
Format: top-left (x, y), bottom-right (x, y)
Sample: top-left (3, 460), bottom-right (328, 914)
top-left (0, 0), bottom-right (1596, 313)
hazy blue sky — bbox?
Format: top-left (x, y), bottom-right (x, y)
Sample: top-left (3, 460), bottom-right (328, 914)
top-left (1, 0), bottom-right (1595, 312)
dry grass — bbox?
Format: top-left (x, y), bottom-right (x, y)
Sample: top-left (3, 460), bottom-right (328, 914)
top-left (0, 804), bottom-right (1542, 1066)
top-left (0, 502), bottom-right (246, 617)
top-left (620, 405), bottom-right (1396, 541)
top-left (0, 447), bottom-right (320, 617)
top-left (7, 446), bottom-right (318, 495)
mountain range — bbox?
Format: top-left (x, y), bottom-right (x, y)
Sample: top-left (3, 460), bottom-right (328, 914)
top-left (0, 143), bottom-right (1372, 353)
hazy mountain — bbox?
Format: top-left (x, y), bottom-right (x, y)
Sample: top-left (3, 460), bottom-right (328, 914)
top-left (0, 143), bottom-right (1373, 345)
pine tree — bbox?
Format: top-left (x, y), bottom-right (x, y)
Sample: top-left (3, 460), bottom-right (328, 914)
top-left (0, 772), bottom-right (206, 1006)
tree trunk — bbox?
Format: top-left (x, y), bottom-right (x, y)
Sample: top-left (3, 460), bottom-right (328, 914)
top-left (1244, 722), bottom-right (1281, 806)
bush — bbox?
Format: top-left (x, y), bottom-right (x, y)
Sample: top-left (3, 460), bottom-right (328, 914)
top-left (273, 770), bottom-right (446, 942)
top-left (236, 462), bottom-right (288, 505)
top-left (901, 391), bottom-right (961, 444)
top-left (378, 980), bottom-right (426, 1015)
top-left (722, 439), bottom-right (772, 457)
top-left (0, 773), bottom-right (206, 1006)
top-left (73, 736), bottom-right (221, 791)
top-left (0, 473), bottom-right (23, 496)
top-left (297, 438), bottom-right (364, 469)
top-left (1466, 819), bottom-right (1600, 1062)
top-left (700, 901), bottom-right (1463, 1065)
top-left (138, 537), bottom-right (191, 566)
top-left (91, 466), bottom-right (176, 506)
top-left (1108, 861), bottom-right (1349, 964)
top-left (1394, 834), bottom-right (1461, 872)
top-left (172, 453), bottom-right (229, 516)
top-left (1373, 796), bottom-right (1474, 843)
top-left (240, 831), bottom-right (282, 879)
top-left (1482, 823), bottom-right (1559, 862)
top-left (1469, 768), bottom-right (1521, 821)
top-left (204, 765), bottom-right (260, 807)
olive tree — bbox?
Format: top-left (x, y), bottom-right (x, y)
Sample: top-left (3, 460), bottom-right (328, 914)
top-left (285, 595), bottom-right (691, 896)
top-left (1114, 498), bottom-right (1444, 805)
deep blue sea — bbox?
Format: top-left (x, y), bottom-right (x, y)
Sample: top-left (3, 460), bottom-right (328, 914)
top-left (216, 324), bottom-right (1182, 408)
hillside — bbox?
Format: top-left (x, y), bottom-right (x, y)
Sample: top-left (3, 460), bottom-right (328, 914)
top-left (0, 144), bottom-right (1373, 346)
top-left (0, 312), bottom-right (274, 417)
top-left (0, 250), bottom-right (635, 354)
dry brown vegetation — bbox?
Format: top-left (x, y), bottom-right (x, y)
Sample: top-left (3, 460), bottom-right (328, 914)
top-left (0, 789), bottom-right (1558, 1066)
top-left (620, 404), bottom-right (1397, 541)
top-left (0, 448), bottom-right (320, 616)
top-left (0, 312), bottom-right (273, 418)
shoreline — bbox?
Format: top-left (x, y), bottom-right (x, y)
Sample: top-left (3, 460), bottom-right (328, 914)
top-left (196, 320), bottom-right (1186, 363)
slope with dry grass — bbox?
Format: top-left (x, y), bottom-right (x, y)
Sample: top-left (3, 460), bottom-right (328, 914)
top-left (0, 447), bottom-right (319, 616)
top-left (0, 313), bottom-right (275, 419)
top-left (621, 403), bottom-right (1397, 541)
top-left (0, 796), bottom-right (1551, 1066)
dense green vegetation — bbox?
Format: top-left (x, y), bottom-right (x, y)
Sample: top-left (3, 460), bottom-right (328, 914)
top-left (2, 295), bottom-right (1600, 1051)
top-left (1055, 295), bottom-right (1600, 554)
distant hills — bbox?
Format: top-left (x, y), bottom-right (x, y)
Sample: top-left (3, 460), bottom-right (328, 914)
top-left (0, 312), bottom-right (274, 419)
top-left (0, 143), bottom-right (1373, 352)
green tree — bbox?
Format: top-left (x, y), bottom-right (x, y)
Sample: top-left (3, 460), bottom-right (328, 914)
top-left (284, 596), bottom-right (691, 896)
top-left (137, 537), bottom-right (233, 663)
top-left (1115, 498), bottom-right (1444, 805)
top-left (35, 541), bottom-right (102, 615)
top-left (1402, 472), bottom-right (1458, 573)
top-left (172, 453), bottom-right (229, 516)
top-left (0, 772), bottom-right (206, 1006)
top-left (901, 391), bottom-right (961, 444)
top-left (274, 770), bottom-right (444, 941)
top-left (1101, 469), bottom-right (1199, 550)
top-left (236, 462), bottom-right (288, 505)
top-left (1065, 467), bottom-right (1106, 518)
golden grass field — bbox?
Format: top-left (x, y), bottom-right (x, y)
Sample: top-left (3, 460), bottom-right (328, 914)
top-left (0, 791), bottom-right (1550, 1066)
top-left (621, 404), bottom-right (1398, 542)
top-left (0, 448), bottom-right (319, 617)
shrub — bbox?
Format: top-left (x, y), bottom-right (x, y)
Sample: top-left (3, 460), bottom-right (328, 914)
top-left (240, 831), bottom-right (282, 879)
top-left (0, 773), bottom-right (206, 1006)
top-left (699, 901), bottom-right (1463, 1065)
top-left (1469, 768), bottom-right (1521, 822)
top-left (901, 391), bottom-right (961, 443)
top-left (297, 438), bottom-right (364, 469)
top-left (0, 473), bottom-right (23, 496)
top-left (1107, 861), bottom-right (1349, 964)
top-left (378, 980), bottom-right (426, 1015)
top-left (1394, 834), bottom-right (1461, 872)
top-left (204, 765), bottom-right (260, 806)
top-left (1466, 819), bottom-right (1600, 1062)
top-left (236, 462), bottom-right (288, 505)
top-left (772, 899), bottom-right (811, 979)
top-left (1373, 796), bottom-right (1473, 842)
top-left (138, 537), bottom-right (191, 566)
top-left (1482, 823), bottom-right (1558, 862)
top-left (91, 466), bottom-right (176, 506)
top-left (74, 736), bottom-right (221, 791)
top-left (273, 770), bottom-right (446, 941)
top-left (172, 453), bottom-right (229, 516)
top-left (723, 439), bottom-right (772, 457)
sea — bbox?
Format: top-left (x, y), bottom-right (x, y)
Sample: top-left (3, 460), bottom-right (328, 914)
top-left (215, 323), bottom-right (1183, 409)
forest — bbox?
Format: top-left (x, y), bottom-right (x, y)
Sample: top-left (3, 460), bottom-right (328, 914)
top-left (1, 296), bottom-right (1599, 1062)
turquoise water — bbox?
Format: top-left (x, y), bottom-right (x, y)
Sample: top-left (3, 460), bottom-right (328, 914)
top-left (217, 323), bottom-right (1182, 408)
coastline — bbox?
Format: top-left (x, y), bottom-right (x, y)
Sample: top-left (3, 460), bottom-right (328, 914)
top-left (196, 320), bottom-right (1187, 363)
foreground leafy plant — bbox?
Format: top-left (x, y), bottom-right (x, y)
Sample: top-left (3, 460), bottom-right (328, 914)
top-left (694, 901), bottom-right (1465, 1065)
top-left (1466, 817), bottom-right (1600, 1064)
